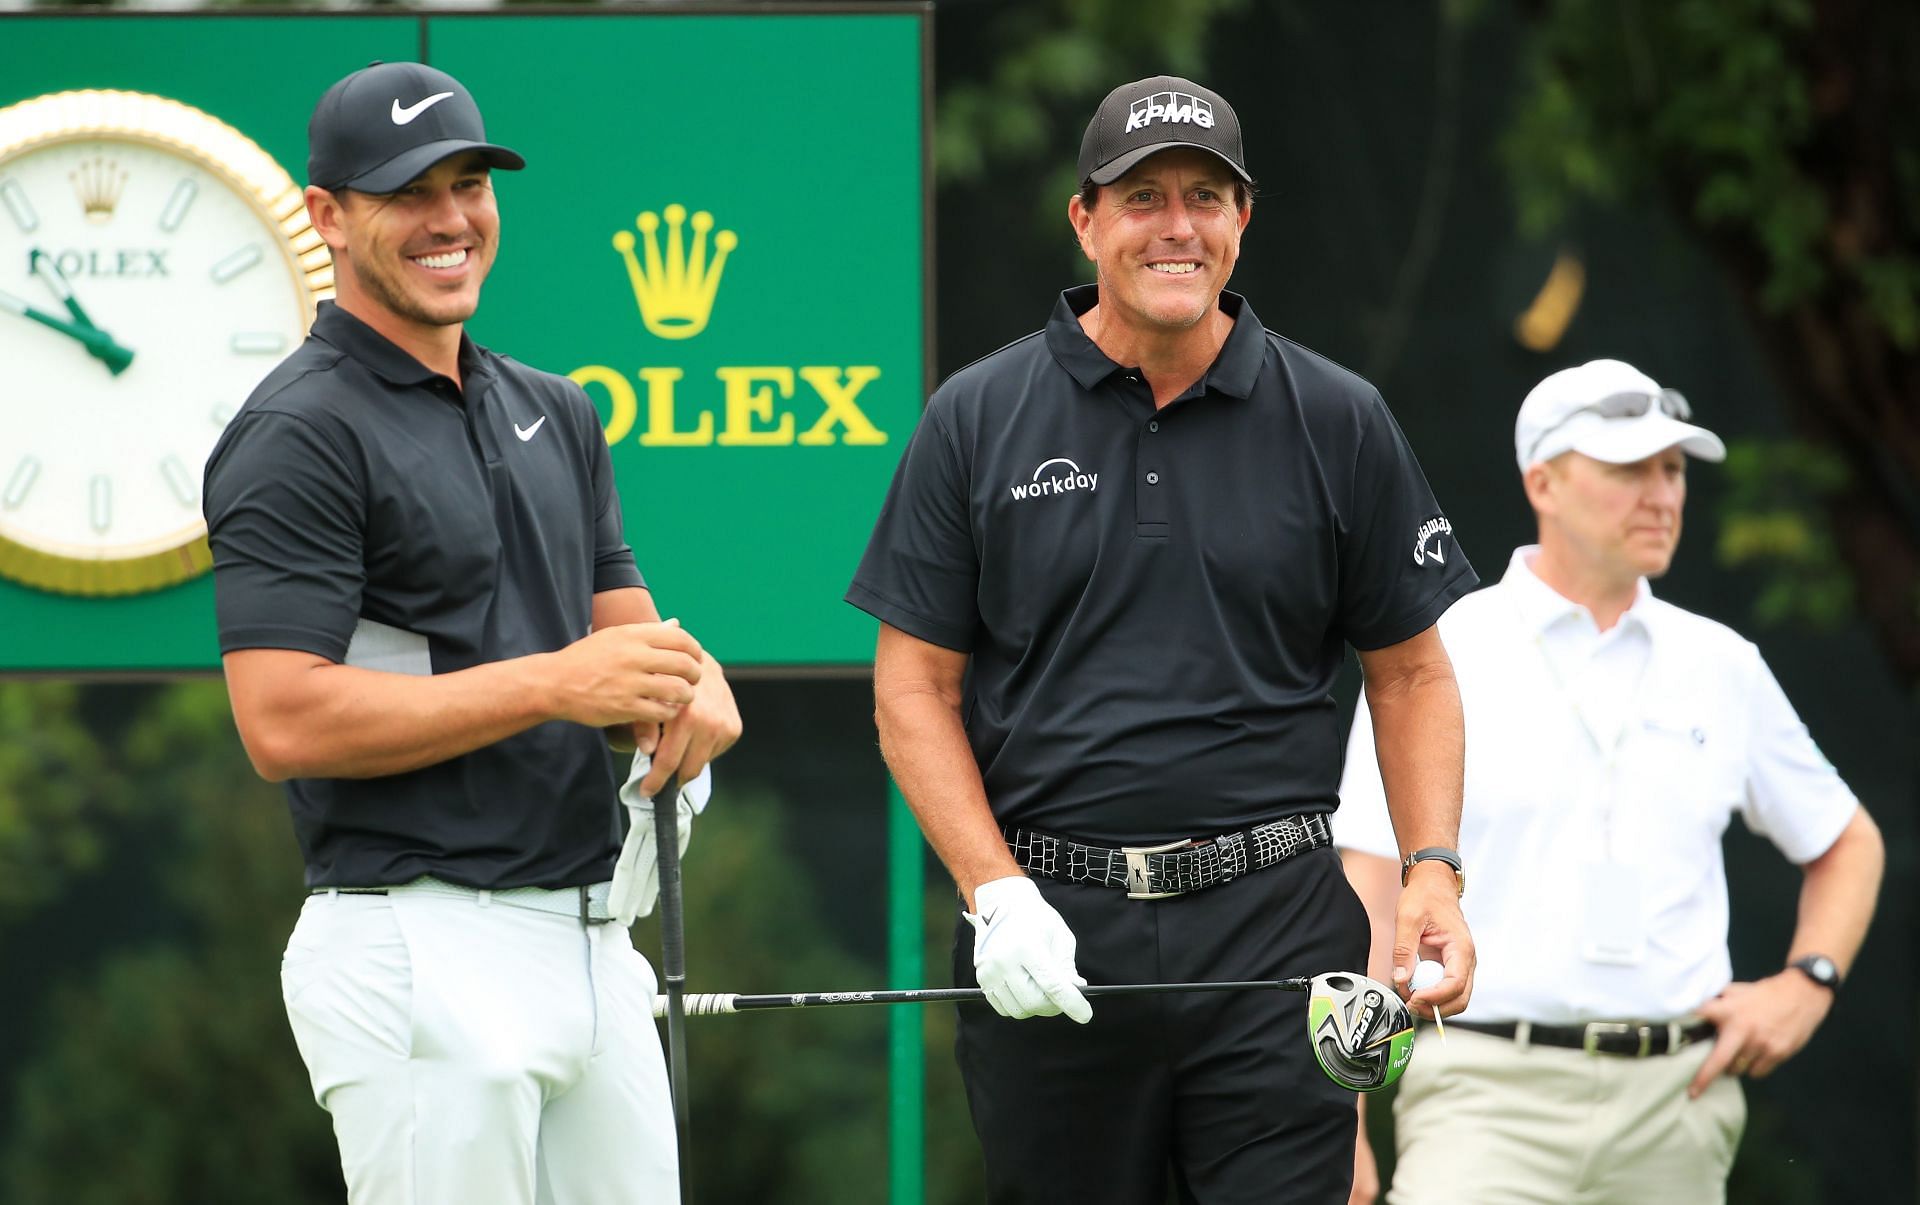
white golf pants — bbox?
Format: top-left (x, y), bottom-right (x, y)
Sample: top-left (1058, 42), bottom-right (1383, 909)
top-left (281, 887), bottom-right (677, 1204)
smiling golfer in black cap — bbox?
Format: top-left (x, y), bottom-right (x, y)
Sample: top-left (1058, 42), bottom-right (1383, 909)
top-left (850, 75), bottom-right (1479, 1202)
top-left (204, 61), bottom-right (741, 1204)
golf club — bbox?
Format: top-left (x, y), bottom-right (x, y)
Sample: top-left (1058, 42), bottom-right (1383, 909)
top-left (648, 971), bottom-right (1416, 1092)
top-left (651, 771), bottom-right (692, 1200)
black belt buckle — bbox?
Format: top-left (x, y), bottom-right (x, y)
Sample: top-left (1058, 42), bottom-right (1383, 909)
top-left (1121, 837), bottom-right (1190, 900)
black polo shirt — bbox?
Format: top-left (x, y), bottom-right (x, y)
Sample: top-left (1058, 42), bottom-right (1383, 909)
top-left (204, 301), bottom-right (644, 890)
top-left (848, 286), bottom-right (1476, 844)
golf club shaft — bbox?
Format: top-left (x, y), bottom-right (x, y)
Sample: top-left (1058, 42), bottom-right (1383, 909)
top-left (651, 772), bottom-right (692, 1201)
top-left (650, 978), bottom-right (1312, 1018)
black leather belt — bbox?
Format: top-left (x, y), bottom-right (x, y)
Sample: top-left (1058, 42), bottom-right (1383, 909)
top-left (1005, 815), bottom-right (1332, 900)
top-left (1450, 1018), bottom-right (1716, 1057)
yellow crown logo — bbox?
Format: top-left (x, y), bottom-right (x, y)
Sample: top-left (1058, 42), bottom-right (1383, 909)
top-left (70, 157), bottom-right (127, 224)
top-left (612, 204), bottom-right (738, 340)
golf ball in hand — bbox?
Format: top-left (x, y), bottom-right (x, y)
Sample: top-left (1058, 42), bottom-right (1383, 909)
top-left (1410, 959), bottom-right (1445, 992)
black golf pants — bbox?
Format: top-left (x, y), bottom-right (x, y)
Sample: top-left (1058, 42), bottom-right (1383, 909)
top-left (954, 846), bottom-right (1371, 1205)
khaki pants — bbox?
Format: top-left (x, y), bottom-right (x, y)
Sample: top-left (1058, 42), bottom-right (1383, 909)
top-left (1388, 1026), bottom-right (1745, 1205)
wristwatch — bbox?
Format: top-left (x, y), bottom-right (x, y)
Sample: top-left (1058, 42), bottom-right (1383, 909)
top-left (1400, 847), bottom-right (1465, 896)
top-left (1789, 954), bottom-right (1842, 992)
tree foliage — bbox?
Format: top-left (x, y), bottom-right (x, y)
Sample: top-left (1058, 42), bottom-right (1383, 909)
top-left (0, 682), bottom-right (127, 924)
top-left (1506, 0), bottom-right (1920, 686)
top-left (1, 682), bottom-right (977, 1202)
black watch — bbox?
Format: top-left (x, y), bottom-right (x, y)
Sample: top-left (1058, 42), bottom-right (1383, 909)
top-left (1789, 954), bottom-right (1842, 992)
top-left (1400, 846), bottom-right (1465, 896)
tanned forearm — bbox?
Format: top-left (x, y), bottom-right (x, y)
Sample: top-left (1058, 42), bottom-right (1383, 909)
top-left (226, 587), bottom-right (703, 782)
top-left (1788, 807), bottom-right (1884, 976)
top-left (873, 625), bottom-right (1019, 910)
top-left (1360, 637), bottom-right (1465, 856)
top-left (226, 651), bottom-right (582, 781)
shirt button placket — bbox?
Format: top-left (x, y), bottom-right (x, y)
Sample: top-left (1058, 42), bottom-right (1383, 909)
top-left (1137, 410), bottom-right (1168, 537)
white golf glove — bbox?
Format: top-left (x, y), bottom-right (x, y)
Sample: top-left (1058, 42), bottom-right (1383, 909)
top-left (608, 755), bottom-right (713, 925)
top-left (964, 876), bottom-right (1093, 1024)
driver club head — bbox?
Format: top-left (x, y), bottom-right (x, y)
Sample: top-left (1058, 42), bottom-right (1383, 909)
top-left (1305, 971), bottom-right (1416, 1092)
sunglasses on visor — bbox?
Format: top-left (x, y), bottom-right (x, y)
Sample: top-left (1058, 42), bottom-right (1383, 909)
top-left (1526, 388), bottom-right (1693, 464)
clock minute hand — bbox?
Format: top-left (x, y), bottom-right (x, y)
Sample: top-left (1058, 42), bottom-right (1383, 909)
top-left (0, 287), bottom-right (135, 376)
top-left (30, 248), bottom-right (104, 331)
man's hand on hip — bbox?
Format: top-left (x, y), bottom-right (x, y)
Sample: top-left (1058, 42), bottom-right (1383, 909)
top-left (1688, 973), bottom-right (1833, 1097)
top-left (964, 876), bottom-right (1093, 1024)
top-left (1395, 860), bottom-right (1475, 1021)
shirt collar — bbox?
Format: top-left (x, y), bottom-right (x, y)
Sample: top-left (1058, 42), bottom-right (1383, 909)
top-left (1502, 545), bottom-right (1656, 639)
top-left (1043, 285), bottom-right (1266, 398)
top-left (310, 300), bottom-right (495, 392)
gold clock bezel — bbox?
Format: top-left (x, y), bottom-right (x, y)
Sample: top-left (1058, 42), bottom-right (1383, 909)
top-left (0, 89), bottom-right (334, 597)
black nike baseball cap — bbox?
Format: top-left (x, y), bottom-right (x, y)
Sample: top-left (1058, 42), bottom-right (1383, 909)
top-left (308, 61), bottom-right (525, 193)
top-left (1077, 75), bottom-right (1250, 188)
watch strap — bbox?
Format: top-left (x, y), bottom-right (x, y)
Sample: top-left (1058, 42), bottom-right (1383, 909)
top-left (1401, 846), bottom-right (1464, 894)
top-left (1788, 953), bottom-right (1842, 992)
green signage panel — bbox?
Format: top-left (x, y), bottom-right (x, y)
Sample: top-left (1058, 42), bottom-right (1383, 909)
top-left (0, 11), bottom-right (925, 671)
top-left (437, 13), bottom-right (925, 667)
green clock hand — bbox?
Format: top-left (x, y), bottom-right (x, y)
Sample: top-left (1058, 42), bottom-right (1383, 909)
top-left (0, 287), bottom-right (135, 375)
top-left (30, 248), bottom-right (103, 331)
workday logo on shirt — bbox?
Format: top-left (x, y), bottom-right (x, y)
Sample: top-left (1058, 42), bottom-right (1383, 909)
top-left (1010, 457), bottom-right (1100, 501)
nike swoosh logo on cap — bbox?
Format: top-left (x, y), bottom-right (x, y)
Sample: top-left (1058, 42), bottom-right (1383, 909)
top-left (391, 92), bottom-right (454, 125)
top-left (514, 416), bottom-right (547, 442)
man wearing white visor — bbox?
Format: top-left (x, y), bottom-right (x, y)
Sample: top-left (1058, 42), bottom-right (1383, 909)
top-left (1336, 359), bottom-right (1884, 1203)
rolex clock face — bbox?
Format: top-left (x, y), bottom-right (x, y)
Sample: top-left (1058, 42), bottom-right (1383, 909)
top-left (0, 90), bottom-right (331, 596)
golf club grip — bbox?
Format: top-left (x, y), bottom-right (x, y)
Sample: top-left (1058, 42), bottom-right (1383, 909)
top-left (652, 772), bottom-right (686, 983)
top-left (650, 772), bottom-right (691, 1203)
top-left (649, 979), bottom-right (1312, 1018)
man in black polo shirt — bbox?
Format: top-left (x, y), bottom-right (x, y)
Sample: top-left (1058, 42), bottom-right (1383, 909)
top-left (203, 62), bottom-right (739, 1204)
top-left (848, 76), bottom-right (1478, 1202)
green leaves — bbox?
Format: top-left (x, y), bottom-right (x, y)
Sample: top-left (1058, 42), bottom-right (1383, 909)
top-left (1509, 0), bottom-right (1836, 309)
top-left (0, 683), bottom-right (122, 923)
top-left (935, 0), bottom-right (1248, 187)
top-left (1716, 440), bottom-right (1854, 628)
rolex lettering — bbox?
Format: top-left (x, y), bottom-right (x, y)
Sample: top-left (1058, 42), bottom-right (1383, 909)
top-left (569, 202), bottom-right (889, 448)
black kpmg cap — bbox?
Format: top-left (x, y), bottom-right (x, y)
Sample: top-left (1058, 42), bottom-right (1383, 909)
top-left (1077, 75), bottom-right (1250, 187)
top-left (308, 61), bottom-right (526, 193)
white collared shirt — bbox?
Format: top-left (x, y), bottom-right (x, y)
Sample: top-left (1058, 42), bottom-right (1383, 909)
top-left (1337, 547), bottom-right (1859, 1023)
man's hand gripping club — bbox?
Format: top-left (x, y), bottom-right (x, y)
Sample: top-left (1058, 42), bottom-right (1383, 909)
top-left (964, 877), bottom-right (1093, 1024)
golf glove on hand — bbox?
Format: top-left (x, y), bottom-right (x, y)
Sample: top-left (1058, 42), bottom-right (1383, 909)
top-left (964, 876), bottom-right (1093, 1024)
top-left (608, 756), bottom-right (712, 924)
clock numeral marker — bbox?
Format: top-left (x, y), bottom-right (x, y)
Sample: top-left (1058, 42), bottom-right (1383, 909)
top-left (89, 475), bottom-right (112, 533)
top-left (0, 178), bottom-right (38, 233)
top-left (159, 179), bottom-right (199, 233)
top-left (210, 243), bottom-right (262, 284)
top-left (160, 455), bottom-right (198, 507)
top-left (3, 456), bottom-right (41, 509)
top-left (211, 404), bottom-right (238, 427)
top-left (231, 332), bottom-right (287, 354)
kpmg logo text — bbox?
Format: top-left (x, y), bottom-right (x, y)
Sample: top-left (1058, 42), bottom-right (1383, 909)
top-left (1126, 91), bottom-right (1215, 134)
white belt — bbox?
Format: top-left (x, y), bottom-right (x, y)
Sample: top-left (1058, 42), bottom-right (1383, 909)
top-left (322, 876), bottom-right (617, 924)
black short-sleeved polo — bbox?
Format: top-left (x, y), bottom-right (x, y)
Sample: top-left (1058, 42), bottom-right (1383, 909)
top-left (204, 301), bottom-right (644, 890)
top-left (848, 286), bottom-right (1476, 844)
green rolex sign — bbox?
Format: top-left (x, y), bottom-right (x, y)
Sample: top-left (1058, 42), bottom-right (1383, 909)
top-left (0, 10), bottom-right (927, 671)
